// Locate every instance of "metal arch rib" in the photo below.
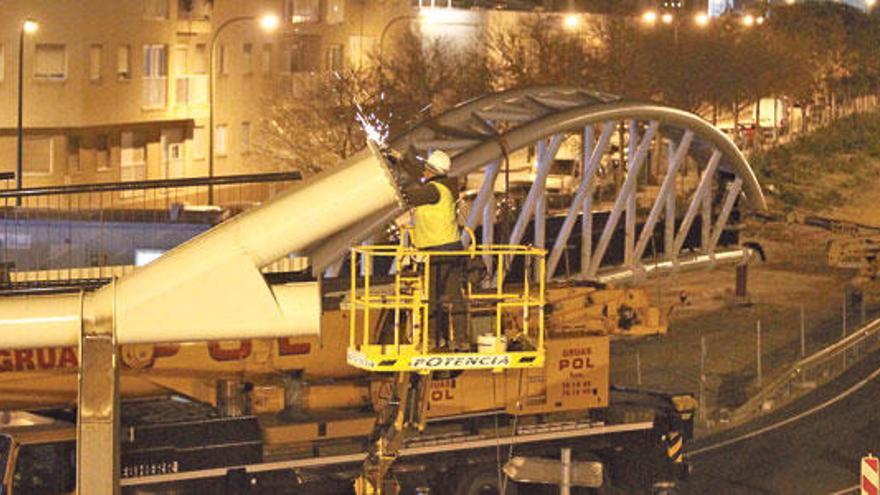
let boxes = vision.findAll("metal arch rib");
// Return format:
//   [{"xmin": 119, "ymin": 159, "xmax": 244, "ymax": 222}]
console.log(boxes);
[
  {"xmin": 447, "ymin": 101, "xmax": 767, "ymax": 212},
  {"xmin": 308, "ymin": 91, "xmax": 767, "ymax": 274}
]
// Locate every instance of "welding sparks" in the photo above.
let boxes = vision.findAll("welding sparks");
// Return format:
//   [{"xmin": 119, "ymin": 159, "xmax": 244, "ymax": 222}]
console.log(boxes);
[{"xmin": 332, "ymin": 71, "xmax": 390, "ymax": 146}]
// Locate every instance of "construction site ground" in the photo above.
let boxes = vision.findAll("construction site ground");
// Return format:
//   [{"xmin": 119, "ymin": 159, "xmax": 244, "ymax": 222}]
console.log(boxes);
[{"xmin": 610, "ymin": 219, "xmax": 879, "ymax": 437}]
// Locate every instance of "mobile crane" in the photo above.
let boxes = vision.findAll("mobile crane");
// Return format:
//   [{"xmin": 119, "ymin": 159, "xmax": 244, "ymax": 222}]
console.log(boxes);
[{"xmin": 0, "ymin": 142, "xmax": 694, "ymax": 494}]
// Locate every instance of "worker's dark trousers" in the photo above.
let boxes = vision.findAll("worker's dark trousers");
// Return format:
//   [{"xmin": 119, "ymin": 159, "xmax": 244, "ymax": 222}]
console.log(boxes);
[{"xmin": 425, "ymin": 241, "xmax": 467, "ymax": 349}]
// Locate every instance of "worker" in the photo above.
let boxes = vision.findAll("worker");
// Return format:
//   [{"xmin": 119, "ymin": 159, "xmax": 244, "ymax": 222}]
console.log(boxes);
[{"xmin": 403, "ymin": 150, "xmax": 468, "ymax": 352}]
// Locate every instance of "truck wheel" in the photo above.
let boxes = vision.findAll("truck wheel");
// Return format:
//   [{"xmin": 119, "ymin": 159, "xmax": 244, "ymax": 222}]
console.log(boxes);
[{"xmin": 452, "ymin": 465, "xmax": 518, "ymax": 495}]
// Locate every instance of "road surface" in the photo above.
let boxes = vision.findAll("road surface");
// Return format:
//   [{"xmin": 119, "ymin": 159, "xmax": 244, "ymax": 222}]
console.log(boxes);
[{"xmin": 681, "ymin": 348, "xmax": 880, "ymax": 494}]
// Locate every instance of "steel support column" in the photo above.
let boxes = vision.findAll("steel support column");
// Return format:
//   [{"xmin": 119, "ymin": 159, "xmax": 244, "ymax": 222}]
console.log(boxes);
[
  {"xmin": 77, "ymin": 286, "xmax": 119, "ymax": 495},
  {"xmin": 508, "ymin": 134, "xmax": 563, "ymax": 246},
  {"xmin": 633, "ymin": 131, "xmax": 693, "ymax": 262},
  {"xmin": 581, "ymin": 125, "xmax": 595, "ymax": 276},
  {"xmin": 588, "ymin": 121, "xmax": 658, "ymax": 276},
  {"xmin": 707, "ymin": 178, "xmax": 743, "ymax": 253},
  {"xmin": 547, "ymin": 123, "xmax": 614, "ymax": 279},
  {"xmin": 665, "ymin": 141, "xmax": 676, "ymax": 260},
  {"xmin": 625, "ymin": 120, "xmax": 638, "ymax": 266},
  {"xmin": 462, "ymin": 161, "xmax": 500, "ymax": 247},
  {"xmin": 672, "ymin": 150, "xmax": 721, "ymax": 256}
]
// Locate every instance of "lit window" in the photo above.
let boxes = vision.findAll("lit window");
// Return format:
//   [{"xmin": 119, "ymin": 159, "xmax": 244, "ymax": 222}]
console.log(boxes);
[
  {"xmin": 240, "ymin": 122, "xmax": 251, "ymax": 154},
  {"xmin": 142, "ymin": 44, "xmax": 168, "ymax": 108},
  {"xmin": 89, "ymin": 45, "xmax": 102, "ymax": 82},
  {"xmin": 325, "ymin": 0, "xmax": 344, "ymax": 24},
  {"xmin": 143, "ymin": 0, "xmax": 169, "ymax": 19},
  {"xmin": 34, "ymin": 44, "xmax": 67, "ymax": 80},
  {"xmin": 117, "ymin": 45, "xmax": 132, "ymax": 80},
  {"xmin": 215, "ymin": 124, "xmax": 228, "ymax": 156},
  {"xmin": 261, "ymin": 44, "xmax": 272, "ymax": 74},
  {"xmin": 242, "ymin": 43, "xmax": 253, "ymax": 75},
  {"xmin": 286, "ymin": 0, "xmax": 320, "ymax": 23}
]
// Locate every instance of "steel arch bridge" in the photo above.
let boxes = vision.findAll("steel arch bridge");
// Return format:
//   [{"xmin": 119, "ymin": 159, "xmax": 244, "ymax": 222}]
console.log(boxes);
[{"xmin": 310, "ymin": 86, "xmax": 766, "ymax": 285}]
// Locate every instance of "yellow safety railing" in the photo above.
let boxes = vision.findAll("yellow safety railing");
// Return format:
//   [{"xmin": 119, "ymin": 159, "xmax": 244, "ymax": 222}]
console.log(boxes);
[{"xmin": 347, "ymin": 228, "xmax": 546, "ymax": 373}]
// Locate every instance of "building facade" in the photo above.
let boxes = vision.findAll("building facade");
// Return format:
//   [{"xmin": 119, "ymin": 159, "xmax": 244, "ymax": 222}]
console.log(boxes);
[{"xmin": 0, "ymin": 0, "xmax": 411, "ymax": 189}]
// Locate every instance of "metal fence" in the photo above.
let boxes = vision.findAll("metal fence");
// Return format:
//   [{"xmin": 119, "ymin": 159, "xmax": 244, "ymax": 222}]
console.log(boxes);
[
  {"xmin": 728, "ymin": 315, "xmax": 880, "ymax": 426},
  {"xmin": 0, "ymin": 172, "xmax": 301, "ymax": 290}
]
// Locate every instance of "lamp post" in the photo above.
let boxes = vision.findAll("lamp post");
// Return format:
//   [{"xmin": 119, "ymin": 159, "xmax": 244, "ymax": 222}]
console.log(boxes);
[
  {"xmin": 17, "ymin": 19, "xmax": 38, "ymax": 206},
  {"xmin": 378, "ymin": 14, "xmax": 418, "ymax": 62},
  {"xmin": 208, "ymin": 13, "xmax": 278, "ymax": 204}
]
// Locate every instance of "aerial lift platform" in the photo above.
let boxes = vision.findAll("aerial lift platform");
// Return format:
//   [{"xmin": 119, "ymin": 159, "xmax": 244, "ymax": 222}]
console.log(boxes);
[{"xmin": 348, "ymin": 229, "xmax": 547, "ymax": 494}]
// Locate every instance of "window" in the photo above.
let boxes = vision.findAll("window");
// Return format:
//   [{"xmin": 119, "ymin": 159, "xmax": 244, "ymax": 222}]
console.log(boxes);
[
  {"xmin": 240, "ymin": 122, "xmax": 251, "ymax": 154},
  {"xmin": 68, "ymin": 136, "xmax": 81, "ymax": 173},
  {"xmin": 218, "ymin": 44, "xmax": 229, "ymax": 75},
  {"xmin": 0, "ymin": 44, "xmax": 4, "ymax": 82},
  {"xmin": 23, "ymin": 137, "xmax": 54, "ymax": 175},
  {"xmin": 178, "ymin": 0, "xmax": 212, "ymax": 20},
  {"xmin": 34, "ymin": 44, "xmax": 67, "ymax": 80},
  {"xmin": 325, "ymin": 0, "xmax": 344, "ymax": 24},
  {"xmin": 286, "ymin": 0, "xmax": 320, "ymax": 23},
  {"xmin": 327, "ymin": 44, "xmax": 343, "ymax": 71},
  {"xmin": 143, "ymin": 44, "xmax": 167, "ymax": 107},
  {"xmin": 242, "ymin": 43, "xmax": 253, "ymax": 75},
  {"xmin": 193, "ymin": 126, "xmax": 206, "ymax": 159},
  {"xmin": 117, "ymin": 45, "xmax": 132, "ymax": 80},
  {"xmin": 193, "ymin": 43, "xmax": 207, "ymax": 74},
  {"xmin": 261, "ymin": 44, "xmax": 272, "ymax": 74},
  {"xmin": 144, "ymin": 0, "xmax": 169, "ymax": 19},
  {"xmin": 283, "ymin": 38, "xmax": 319, "ymax": 73},
  {"xmin": 89, "ymin": 45, "xmax": 102, "ymax": 81},
  {"xmin": 348, "ymin": 36, "xmax": 375, "ymax": 67},
  {"xmin": 95, "ymin": 134, "xmax": 110, "ymax": 171},
  {"xmin": 121, "ymin": 131, "xmax": 146, "ymax": 181},
  {"xmin": 12, "ymin": 442, "xmax": 76, "ymax": 494},
  {"xmin": 215, "ymin": 125, "xmax": 228, "ymax": 156}
]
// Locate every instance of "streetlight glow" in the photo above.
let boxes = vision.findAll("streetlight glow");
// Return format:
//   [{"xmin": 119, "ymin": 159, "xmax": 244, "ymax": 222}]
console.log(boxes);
[
  {"xmin": 661, "ymin": 12, "xmax": 674, "ymax": 24},
  {"xmin": 22, "ymin": 19, "xmax": 38, "ymax": 34},
  {"xmin": 258, "ymin": 14, "xmax": 280, "ymax": 31},
  {"xmin": 563, "ymin": 13, "xmax": 581, "ymax": 30},
  {"xmin": 641, "ymin": 10, "xmax": 658, "ymax": 25},
  {"xmin": 742, "ymin": 14, "xmax": 755, "ymax": 27},
  {"xmin": 868, "ymin": 0, "xmax": 876, "ymax": 8},
  {"xmin": 756, "ymin": 16, "xmax": 765, "ymax": 25},
  {"xmin": 694, "ymin": 12, "xmax": 709, "ymax": 27}
]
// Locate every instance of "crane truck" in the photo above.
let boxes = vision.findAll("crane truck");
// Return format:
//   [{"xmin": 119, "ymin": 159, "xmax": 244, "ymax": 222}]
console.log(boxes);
[{"xmin": 0, "ymin": 143, "xmax": 697, "ymax": 494}]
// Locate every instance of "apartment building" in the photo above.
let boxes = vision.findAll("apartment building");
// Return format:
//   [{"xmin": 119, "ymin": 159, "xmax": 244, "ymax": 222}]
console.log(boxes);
[{"xmin": 0, "ymin": 0, "xmax": 411, "ymax": 189}]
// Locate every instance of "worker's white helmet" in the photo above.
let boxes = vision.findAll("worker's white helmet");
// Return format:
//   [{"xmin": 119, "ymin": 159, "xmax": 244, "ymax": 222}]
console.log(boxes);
[{"xmin": 425, "ymin": 150, "xmax": 452, "ymax": 175}]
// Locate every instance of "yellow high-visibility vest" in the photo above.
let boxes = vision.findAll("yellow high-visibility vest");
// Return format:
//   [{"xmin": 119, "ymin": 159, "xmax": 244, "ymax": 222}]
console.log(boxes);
[{"xmin": 413, "ymin": 182, "xmax": 459, "ymax": 249}]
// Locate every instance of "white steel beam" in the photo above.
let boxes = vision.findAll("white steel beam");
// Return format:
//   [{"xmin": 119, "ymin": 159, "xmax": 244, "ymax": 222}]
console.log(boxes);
[
  {"xmin": 625, "ymin": 120, "xmax": 638, "ymax": 266},
  {"xmin": 672, "ymin": 149, "xmax": 722, "ymax": 257},
  {"xmin": 580, "ymin": 125, "xmax": 596, "ymax": 276},
  {"xmin": 665, "ymin": 141, "xmax": 676, "ymax": 260},
  {"xmin": 587, "ymin": 121, "xmax": 659, "ymax": 277},
  {"xmin": 707, "ymin": 177, "xmax": 743, "ymax": 253},
  {"xmin": 632, "ymin": 131, "xmax": 694, "ymax": 262},
  {"xmin": 547, "ymin": 122, "xmax": 614, "ymax": 279},
  {"xmin": 508, "ymin": 134, "xmax": 564, "ymax": 246},
  {"xmin": 462, "ymin": 160, "xmax": 500, "ymax": 247}
]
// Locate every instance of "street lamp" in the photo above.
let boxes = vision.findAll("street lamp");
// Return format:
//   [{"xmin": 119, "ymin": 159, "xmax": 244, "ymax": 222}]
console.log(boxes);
[
  {"xmin": 17, "ymin": 18, "xmax": 38, "ymax": 204},
  {"xmin": 694, "ymin": 12, "xmax": 709, "ymax": 27},
  {"xmin": 208, "ymin": 13, "xmax": 278, "ymax": 204},
  {"xmin": 661, "ymin": 12, "xmax": 674, "ymax": 24},
  {"xmin": 741, "ymin": 14, "xmax": 755, "ymax": 27},
  {"xmin": 563, "ymin": 13, "xmax": 581, "ymax": 31},
  {"xmin": 641, "ymin": 10, "xmax": 658, "ymax": 26}
]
